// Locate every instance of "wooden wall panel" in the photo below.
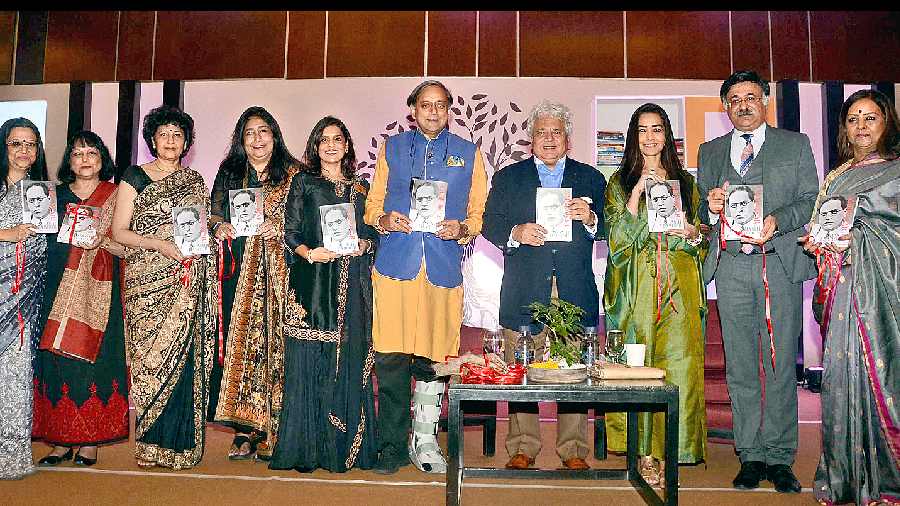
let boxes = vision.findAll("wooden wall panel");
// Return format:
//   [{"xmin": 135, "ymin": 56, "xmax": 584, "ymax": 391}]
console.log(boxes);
[
  {"xmin": 427, "ymin": 11, "xmax": 476, "ymax": 77},
  {"xmin": 478, "ymin": 11, "xmax": 516, "ymax": 77},
  {"xmin": 0, "ymin": 12, "xmax": 15, "ymax": 84},
  {"xmin": 117, "ymin": 11, "xmax": 154, "ymax": 81},
  {"xmin": 520, "ymin": 11, "xmax": 623, "ymax": 77},
  {"xmin": 14, "ymin": 11, "xmax": 48, "ymax": 85},
  {"xmin": 154, "ymin": 11, "xmax": 286, "ymax": 80},
  {"xmin": 730, "ymin": 11, "xmax": 770, "ymax": 78},
  {"xmin": 770, "ymin": 11, "xmax": 810, "ymax": 81},
  {"xmin": 627, "ymin": 11, "xmax": 730, "ymax": 80},
  {"xmin": 44, "ymin": 11, "xmax": 118, "ymax": 83},
  {"xmin": 286, "ymin": 11, "xmax": 325, "ymax": 79},
  {"xmin": 811, "ymin": 11, "xmax": 900, "ymax": 83},
  {"xmin": 327, "ymin": 11, "xmax": 424, "ymax": 77}
]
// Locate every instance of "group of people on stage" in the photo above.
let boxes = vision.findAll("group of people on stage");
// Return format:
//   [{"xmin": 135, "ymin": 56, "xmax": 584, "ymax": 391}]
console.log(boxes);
[{"xmin": 0, "ymin": 71, "xmax": 897, "ymax": 505}]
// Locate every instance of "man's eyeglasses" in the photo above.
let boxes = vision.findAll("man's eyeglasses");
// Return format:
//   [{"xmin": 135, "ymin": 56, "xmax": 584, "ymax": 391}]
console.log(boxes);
[
  {"xmin": 534, "ymin": 128, "xmax": 564, "ymax": 138},
  {"xmin": 7, "ymin": 140, "xmax": 38, "ymax": 152},
  {"xmin": 415, "ymin": 195, "xmax": 435, "ymax": 203},
  {"xmin": 728, "ymin": 96, "xmax": 762, "ymax": 108}
]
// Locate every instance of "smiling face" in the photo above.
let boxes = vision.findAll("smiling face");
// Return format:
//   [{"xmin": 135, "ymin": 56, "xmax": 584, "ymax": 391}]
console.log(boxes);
[
  {"xmin": 25, "ymin": 184, "xmax": 50, "ymax": 218},
  {"xmin": 414, "ymin": 184, "xmax": 437, "ymax": 216},
  {"xmin": 818, "ymin": 198, "xmax": 847, "ymax": 231},
  {"xmin": 531, "ymin": 116, "xmax": 568, "ymax": 167},
  {"xmin": 845, "ymin": 98, "xmax": 885, "ymax": 159},
  {"xmin": 725, "ymin": 81, "xmax": 767, "ymax": 132},
  {"xmin": 243, "ymin": 116, "xmax": 274, "ymax": 166},
  {"xmin": 232, "ymin": 191, "xmax": 255, "ymax": 223},
  {"xmin": 324, "ymin": 207, "xmax": 350, "ymax": 241},
  {"xmin": 153, "ymin": 123, "xmax": 186, "ymax": 162},
  {"xmin": 637, "ymin": 112, "xmax": 665, "ymax": 158},
  {"xmin": 318, "ymin": 124, "xmax": 348, "ymax": 168},
  {"xmin": 649, "ymin": 182, "xmax": 676, "ymax": 218},
  {"xmin": 6, "ymin": 126, "xmax": 38, "ymax": 173},
  {"xmin": 411, "ymin": 85, "xmax": 450, "ymax": 138},
  {"xmin": 727, "ymin": 189, "xmax": 755, "ymax": 225},
  {"xmin": 176, "ymin": 209, "xmax": 201, "ymax": 241}
]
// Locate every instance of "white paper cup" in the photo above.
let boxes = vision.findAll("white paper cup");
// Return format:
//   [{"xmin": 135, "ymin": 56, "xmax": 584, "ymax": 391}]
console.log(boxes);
[{"xmin": 625, "ymin": 343, "xmax": 646, "ymax": 367}]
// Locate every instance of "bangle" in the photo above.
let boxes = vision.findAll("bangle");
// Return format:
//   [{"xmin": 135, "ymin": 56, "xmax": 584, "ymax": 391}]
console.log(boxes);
[
  {"xmin": 373, "ymin": 213, "xmax": 388, "ymax": 235},
  {"xmin": 211, "ymin": 221, "xmax": 223, "ymax": 234},
  {"xmin": 688, "ymin": 233, "xmax": 703, "ymax": 246},
  {"xmin": 305, "ymin": 248, "xmax": 314, "ymax": 264}
]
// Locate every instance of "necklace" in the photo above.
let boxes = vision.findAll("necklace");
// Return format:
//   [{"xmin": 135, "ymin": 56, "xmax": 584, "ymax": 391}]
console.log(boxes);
[
  {"xmin": 322, "ymin": 167, "xmax": 346, "ymax": 184},
  {"xmin": 151, "ymin": 159, "xmax": 179, "ymax": 173}
]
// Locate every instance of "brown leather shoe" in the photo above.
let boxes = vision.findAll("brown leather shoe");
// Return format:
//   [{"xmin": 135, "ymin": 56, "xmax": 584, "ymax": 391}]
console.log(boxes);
[
  {"xmin": 562, "ymin": 457, "xmax": 590, "ymax": 470},
  {"xmin": 505, "ymin": 453, "xmax": 535, "ymax": 469}
]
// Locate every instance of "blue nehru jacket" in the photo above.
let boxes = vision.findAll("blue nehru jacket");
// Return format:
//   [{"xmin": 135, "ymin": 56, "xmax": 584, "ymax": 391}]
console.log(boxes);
[{"xmin": 374, "ymin": 128, "xmax": 476, "ymax": 288}]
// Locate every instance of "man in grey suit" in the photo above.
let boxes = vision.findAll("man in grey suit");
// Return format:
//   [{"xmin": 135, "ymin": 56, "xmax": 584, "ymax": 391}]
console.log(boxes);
[{"xmin": 697, "ymin": 70, "xmax": 818, "ymax": 494}]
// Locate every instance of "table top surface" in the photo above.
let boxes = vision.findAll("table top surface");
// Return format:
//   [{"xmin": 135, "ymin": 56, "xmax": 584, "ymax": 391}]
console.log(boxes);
[{"xmin": 449, "ymin": 376, "xmax": 678, "ymax": 393}]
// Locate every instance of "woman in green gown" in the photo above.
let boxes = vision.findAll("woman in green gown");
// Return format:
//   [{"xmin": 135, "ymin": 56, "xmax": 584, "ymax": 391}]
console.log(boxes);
[{"xmin": 603, "ymin": 103, "xmax": 708, "ymax": 484}]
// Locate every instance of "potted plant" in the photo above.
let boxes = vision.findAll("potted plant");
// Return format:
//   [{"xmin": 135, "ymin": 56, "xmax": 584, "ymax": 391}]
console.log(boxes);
[{"xmin": 527, "ymin": 297, "xmax": 585, "ymax": 366}]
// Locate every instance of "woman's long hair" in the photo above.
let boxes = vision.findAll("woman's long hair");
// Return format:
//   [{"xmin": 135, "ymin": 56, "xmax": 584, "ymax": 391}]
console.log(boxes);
[
  {"xmin": 217, "ymin": 106, "xmax": 297, "ymax": 188},
  {"xmin": 1, "ymin": 117, "xmax": 49, "ymax": 196},
  {"xmin": 302, "ymin": 116, "xmax": 357, "ymax": 181},
  {"xmin": 619, "ymin": 103, "xmax": 695, "ymax": 219},
  {"xmin": 56, "ymin": 130, "xmax": 116, "ymax": 184}
]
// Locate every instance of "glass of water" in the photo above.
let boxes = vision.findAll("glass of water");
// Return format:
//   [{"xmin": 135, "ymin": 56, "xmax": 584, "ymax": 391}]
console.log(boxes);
[
  {"xmin": 605, "ymin": 330, "xmax": 625, "ymax": 364},
  {"xmin": 483, "ymin": 330, "xmax": 504, "ymax": 357}
]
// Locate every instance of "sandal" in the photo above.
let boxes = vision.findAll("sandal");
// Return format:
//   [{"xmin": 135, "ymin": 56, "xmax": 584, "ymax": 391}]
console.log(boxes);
[
  {"xmin": 639, "ymin": 456, "xmax": 661, "ymax": 486},
  {"xmin": 136, "ymin": 458, "xmax": 156, "ymax": 469},
  {"xmin": 228, "ymin": 434, "xmax": 255, "ymax": 460}
]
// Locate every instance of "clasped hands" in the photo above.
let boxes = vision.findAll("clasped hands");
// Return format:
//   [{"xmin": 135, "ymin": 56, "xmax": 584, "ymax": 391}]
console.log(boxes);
[
  {"xmin": 512, "ymin": 197, "xmax": 595, "ymax": 247},
  {"xmin": 378, "ymin": 211, "xmax": 468, "ymax": 241},
  {"xmin": 707, "ymin": 181, "xmax": 777, "ymax": 245}
]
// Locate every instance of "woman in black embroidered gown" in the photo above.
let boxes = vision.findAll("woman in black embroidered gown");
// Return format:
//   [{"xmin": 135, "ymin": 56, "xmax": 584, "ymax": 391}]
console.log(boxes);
[{"xmin": 270, "ymin": 116, "xmax": 378, "ymax": 472}]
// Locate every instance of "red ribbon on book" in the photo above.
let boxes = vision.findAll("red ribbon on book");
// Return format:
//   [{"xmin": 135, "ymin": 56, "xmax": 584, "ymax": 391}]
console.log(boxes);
[
  {"xmin": 654, "ymin": 232, "xmax": 678, "ymax": 323},
  {"xmin": 216, "ymin": 237, "xmax": 235, "ymax": 366},
  {"xmin": 174, "ymin": 257, "xmax": 194, "ymax": 288},
  {"xmin": 814, "ymin": 250, "xmax": 845, "ymax": 336},
  {"xmin": 719, "ymin": 211, "xmax": 777, "ymax": 378},
  {"xmin": 66, "ymin": 203, "xmax": 82, "ymax": 245},
  {"xmin": 12, "ymin": 240, "xmax": 26, "ymax": 347}
]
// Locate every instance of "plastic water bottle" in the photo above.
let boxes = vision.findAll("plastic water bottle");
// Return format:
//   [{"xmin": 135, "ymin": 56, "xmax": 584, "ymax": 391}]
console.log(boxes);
[
  {"xmin": 514, "ymin": 325, "xmax": 534, "ymax": 366},
  {"xmin": 581, "ymin": 326, "xmax": 598, "ymax": 366}
]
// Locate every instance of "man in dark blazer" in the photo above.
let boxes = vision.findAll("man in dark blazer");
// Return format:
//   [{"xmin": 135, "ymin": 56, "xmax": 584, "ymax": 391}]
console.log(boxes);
[
  {"xmin": 697, "ymin": 70, "xmax": 818, "ymax": 493},
  {"xmin": 483, "ymin": 99, "xmax": 607, "ymax": 471}
]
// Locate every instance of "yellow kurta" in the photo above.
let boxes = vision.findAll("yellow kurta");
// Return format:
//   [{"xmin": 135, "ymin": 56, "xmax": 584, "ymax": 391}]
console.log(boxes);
[{"xmin": 364, "ymin": 144, "xmax": 488, "ymax": 362}]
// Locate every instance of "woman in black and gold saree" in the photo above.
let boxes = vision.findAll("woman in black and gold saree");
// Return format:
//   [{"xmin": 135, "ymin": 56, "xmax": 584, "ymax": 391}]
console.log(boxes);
[
  {"xmin": 209, "ymin": 106, "xmax": 299, "ymax": 461},
  {"xmin": 270, "ymin": 116, "xmax": 378, "ymax": 472},
  {"xmin": 803, "ymin": 89, "xmax": 900, "ymax": 506},
  {"xmin": 111, "ymin": 106, "xmax": 216, "ymax": 470}
]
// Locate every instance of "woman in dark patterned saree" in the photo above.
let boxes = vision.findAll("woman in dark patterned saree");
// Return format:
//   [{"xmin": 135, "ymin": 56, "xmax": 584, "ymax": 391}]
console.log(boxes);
[
  {"xmin": 32, "ymin": 131, "xmax": 129, "ymax": 467},
  {"xmin": 111, "ymin": 105, "xmax": 217, "ymax": 470},
  {"xmin": 0, "ymin": 117, "xmax": 48, "ymax": 480},
  {"xmin": 802, "ymin": 89, "xmax": 900, "ymax": 506},
  {"xmin": 270, "ymin": 116, "xmax": 378, "ymax": 472},
  {"xmin": 209, "ymin": 106, "xmax": 299, "ymax": 461}
]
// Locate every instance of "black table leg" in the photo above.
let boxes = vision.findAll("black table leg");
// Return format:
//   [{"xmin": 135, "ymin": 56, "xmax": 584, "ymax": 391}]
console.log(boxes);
[
  {"xmin": 447, "ymin": 395, "xmax": 462, "ymax": 506},
  {"xmin": 664, "ymin": 396, "xmax": 679, "ymax": 505},
  {"xmin": 593, "ymin": 409, "xmax": 607, "ymax": 460}
]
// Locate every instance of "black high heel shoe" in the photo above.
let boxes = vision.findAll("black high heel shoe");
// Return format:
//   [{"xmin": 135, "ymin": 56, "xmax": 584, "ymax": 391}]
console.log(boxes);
[
  {"xmin": 74, "ymin": 447, "xmax": 98, "ymax": 466},
  {"xmin": 38, "ymin": 447, "xmax": 74, "ymax": 466}
]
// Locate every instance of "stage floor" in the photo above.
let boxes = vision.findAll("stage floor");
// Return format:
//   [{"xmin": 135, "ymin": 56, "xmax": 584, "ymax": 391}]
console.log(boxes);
[{"xmin": 8, "ymin": 388, "xmax": 823, "ymax": 505}]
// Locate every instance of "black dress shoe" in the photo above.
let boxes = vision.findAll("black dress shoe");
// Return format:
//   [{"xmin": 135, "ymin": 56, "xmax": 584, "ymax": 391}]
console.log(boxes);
[
  {"xmin": 732, "ymin": 460, "xmax": 766, "ymax": 490},
  {"xmin": 38, "ymin": 447, "xmax": 74, "ymax": 466},
  {"xmin": 74, "ymin": 451, "xmax": 97, "ymax": 466},
  {"xmin": 767, "ymin": 464, "xmax": 801, "ymax": 493}
]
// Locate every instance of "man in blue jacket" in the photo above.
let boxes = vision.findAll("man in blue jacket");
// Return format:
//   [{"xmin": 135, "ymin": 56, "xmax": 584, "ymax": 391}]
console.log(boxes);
[{"xmin": 483, "ymin": 99, "xmax": 607, "ymax": 470}]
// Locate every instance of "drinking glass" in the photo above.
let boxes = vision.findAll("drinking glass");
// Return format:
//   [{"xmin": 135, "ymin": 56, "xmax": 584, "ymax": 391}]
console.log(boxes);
[
  {"xmin": 605, "ymin": 330, "xmax": 625, "ymax": 364},
  {"xmin": 482, "ymin": 330, "xmax": 504, "ymax": 357}
]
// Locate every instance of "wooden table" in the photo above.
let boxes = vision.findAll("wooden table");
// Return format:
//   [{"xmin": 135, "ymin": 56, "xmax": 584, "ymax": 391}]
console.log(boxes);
[{"xmin": 446, "ymin": 377, "xmax": 679, "ymax": 505}]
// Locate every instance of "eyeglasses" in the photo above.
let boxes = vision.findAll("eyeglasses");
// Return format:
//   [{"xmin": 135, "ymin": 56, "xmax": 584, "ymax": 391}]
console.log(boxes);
[
  {"xmin": 6, "ymin": 140, "xmax": 38, "ymax": 152},
  {"xmin": 415, "ymin": 195, "xmax": 435, "ymax": 202},
  {"xmin": 70, "ymin": 149, "xmax": 100, "ymax": 160},
  {"xmin": 728, "ymin": 96, "xmax": 763, "ymax": 108},
  {"xmin": 534, "ymin": 128, "xmax": 564, "ymax": 138}
]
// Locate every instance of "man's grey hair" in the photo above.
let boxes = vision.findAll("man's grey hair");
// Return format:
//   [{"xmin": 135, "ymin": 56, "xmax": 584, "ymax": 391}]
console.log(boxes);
[{"xmin": 526, "ymin": 100, "xmax": 574, "ymax": 137}]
